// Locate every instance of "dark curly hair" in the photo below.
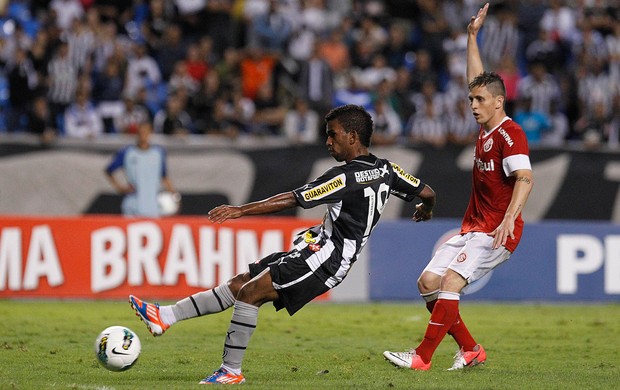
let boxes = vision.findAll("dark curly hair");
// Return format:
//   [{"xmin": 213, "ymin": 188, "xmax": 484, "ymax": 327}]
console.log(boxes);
[{"xmin": 324, "ymin": 104, "xmax": 374, "ymax": 147}]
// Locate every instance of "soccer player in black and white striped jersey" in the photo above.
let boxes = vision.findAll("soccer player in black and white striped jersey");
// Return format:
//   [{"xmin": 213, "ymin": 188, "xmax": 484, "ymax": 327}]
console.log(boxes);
[{"xmin": 129, "ymin": 104, "xmax": 436, "ymax": 384}]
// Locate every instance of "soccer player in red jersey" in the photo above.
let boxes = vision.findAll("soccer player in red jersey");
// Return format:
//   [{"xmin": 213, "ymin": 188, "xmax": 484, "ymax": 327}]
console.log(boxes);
[{"xmin": 384, "ymin": 3, "xmax": 534, "ymax": 371}]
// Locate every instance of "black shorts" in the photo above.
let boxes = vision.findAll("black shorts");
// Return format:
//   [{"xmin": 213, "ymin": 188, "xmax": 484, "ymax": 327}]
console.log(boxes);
[{"xmin": 249, "ymin": 248, "xmax": 330, "ymax": 316}]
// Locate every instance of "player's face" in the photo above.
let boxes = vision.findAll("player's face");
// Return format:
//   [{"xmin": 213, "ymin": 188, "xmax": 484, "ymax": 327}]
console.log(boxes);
[
  {"xmin": 325, "ymin": 119, "xmax": 353, "ymax": 162},
  {"xmin": 468, "ymin": 85, "xmax": 504, "ymax": 129}
]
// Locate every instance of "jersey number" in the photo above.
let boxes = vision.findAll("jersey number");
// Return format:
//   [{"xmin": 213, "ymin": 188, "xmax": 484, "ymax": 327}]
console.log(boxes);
[{"xmin": 363, "ymin": 184, "xmax": 389, "ymax": 237}]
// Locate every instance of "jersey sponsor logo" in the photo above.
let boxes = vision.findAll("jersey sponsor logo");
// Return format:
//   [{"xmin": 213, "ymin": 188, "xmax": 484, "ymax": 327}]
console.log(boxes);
[
  {"xmin": 302, "ymin": 174, "xmax": 345, "ymax": 201},
  {"xmin": 498, "ymin": 128, "xmax": 514, "ymax": 147},
  {"xmin": 354, "ymin": 166, "xmax": 387, "ymax": 183},
  {"xmin": 483, "ymin": 137, "xmax": 493, "ymax": 152},
  {"xmin": 475, "ymin": 157, "xmax": 495, "ymax": 172},
  {"xmin": 390, "ymin": 163, "xmax": 420, "ymax": 187}
]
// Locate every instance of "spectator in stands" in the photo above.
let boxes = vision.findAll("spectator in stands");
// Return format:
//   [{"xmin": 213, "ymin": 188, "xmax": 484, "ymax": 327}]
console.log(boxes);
[
  {"xmin": 577, "ymin": 56, "xmax": 614, "ymax": 122},
  {"xmin": 354, "ymin": 53, "xmax": 397, "ymax": 91},
  {"xmin": 64, "ymin": 87, "xmax": 104, "ymax": 138},
  {"xmin": 93, "ymin": 57, "xmax": 125, "ymax": 133},
  {"xmin": 7, "ymin": 48, "xmax": 38, "ymax": 132},
  {"xmin": 283, "ymin": 97, "xmax": 320, "ymax": 145},
  {"xmin": 239, "ymin": 46, "xmax": 276, "ymax": 101},
  {"xmin": 114, "ymin": 93, "xmax": 151, "ymax": 135},
  {"xmin": 446, "ymin": 98, "xmax": 478, "ymax": 146},
  {"xmin": 514, "ymin": 96, "xmax": 553, "ymax": 144},
  {"xmin": 409, "ymin": 49, "xmax": 439, "ymax": 93},
  {"xmin": 391, "ymin": 67, "xmax": 416, "ymax": 125},
  {"xmin": 47, "ymin": 41, "xmax": 79, "ymax": 132},
  {"xmin": 406, "ymin": 96, "xmax": 447, "ymax": 149},
  {"xmin": 27, "ymin": 95, "xmax": 57, "ymax": 146},
  {"xmin": 50, "ymin": 0, "xmax": 84, "ymax": 32},
  {"xmin": 247, "ymin": 0, "xmax": 293, "ymax": 52},
  {"xmin": 189, "ymin": 71, "xmax": 222, "ymax": 134},
  {"xmin": 516, "ymin": 61, "xmax": 561, "ymax": 117},
  {"xmin": 125, "ymin": 42, "xmax": 162, "ymax": 98},
  {"xmin": 155, "ymin": 24, "xmax": 186, "ymax": 81},
  {"xmin": 203, "ymin": 97, "xmax": 240, "ymax": 139},
  {"xmin": 64, "ymin": 16, "xmax": 96, "ymax": 73},
  {"xmin": 369, "ymin": 98, "xmax": 402, "ymax": 146},
  {"xmin": 153, "ymin": 92, "xmax": 193, "ymax": 136},
  {"xmin": 251, "ymin": 81, "xmax": 286, "ymax": 135},
  {"xmin": 141, "ymin": 0, "xmax": 175, "ymax": 52},
  {"xmin": 543, "ymin": 100, "xmax": 570, "ymax": 147},
  {"xmin": 496, "ymin": 55, "xmax": 521, "ymax": 115},
  {"xmin": 297, "ymin": 43, "xmax": 334, "ymax": 121},
  {"xmin": 317, "ymin": 28, "xmax": 351, "ymax": 75},
  {"xmin": 574, "ymin": 99, "xmax": 613, "ymax": 149},
  {"xmin": 383, "ymin": 22, "xmax": 414, "ymax": 70},
  {"xmin": 479, "ymin": 2, "xmax": 519, "ymax": 70},
  {"xmin": 525, "ymin": 29, "xmax": 565, "ymax": 73},
  {"xmin": 415, "ymin": 0, "xmax": 451, "ymax": 72}
]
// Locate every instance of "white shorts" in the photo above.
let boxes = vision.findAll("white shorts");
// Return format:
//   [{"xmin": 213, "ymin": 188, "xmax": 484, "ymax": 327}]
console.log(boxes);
[{"xmin": 423, "ymin": 232, "xmax": 511, "ymax": 284}]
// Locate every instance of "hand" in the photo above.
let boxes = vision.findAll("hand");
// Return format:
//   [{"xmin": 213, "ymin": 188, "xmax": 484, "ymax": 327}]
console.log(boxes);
[
  {"xmin": 413, "ymin": 202, "xmax": 433, "ymax": 222},
  {"xmin": 487, "ymin": 215, "xmax": 515, "ymax": 249},
  {"xmin": 208, "ymin": 204, "xmax": 243, "ymax": 223},
  {"xmin": 467, "ymin": 2, "xmax": 489, "ymax": 36},
  {"xmin": 120, "ymin": 184, "xmax": 135, "ymax": 194}
]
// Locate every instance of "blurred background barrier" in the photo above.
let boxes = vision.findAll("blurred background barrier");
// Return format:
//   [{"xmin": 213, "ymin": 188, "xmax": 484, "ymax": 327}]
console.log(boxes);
[
  {"xmin": 1, "ymin": 139, "xmax": 619, "ymax": 222},
  {"xmin": 369, "ymin": 219, "xmax": 620, "ymax": 302}
]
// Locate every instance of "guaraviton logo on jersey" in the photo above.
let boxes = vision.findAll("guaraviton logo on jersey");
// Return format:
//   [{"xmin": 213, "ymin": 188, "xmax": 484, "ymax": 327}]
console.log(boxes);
[
  {"xmin": 302, "ymin": 173, "xmax": 345, "ymax": 201},
  {"xmin": 354, "ymin": 165, "xmax": 388, "ymax": 183},
  {"xmin": 390, "ymin": 163, "xmax": 420, "ymax": 187}
]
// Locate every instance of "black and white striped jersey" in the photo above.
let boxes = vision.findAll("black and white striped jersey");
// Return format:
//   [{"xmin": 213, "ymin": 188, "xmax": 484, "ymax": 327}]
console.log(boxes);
[{"xmin": 292, "ymin": 154, "xmax": 426, "ymax": 288}]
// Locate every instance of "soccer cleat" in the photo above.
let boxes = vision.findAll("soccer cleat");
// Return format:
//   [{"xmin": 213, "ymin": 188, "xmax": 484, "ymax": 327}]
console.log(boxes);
[
  {"xmin": 383, "ymin": 349, "xmax": 431, "ymax": 370},
  {"xmin": 448, "ymin": 344, "xmax": 487, "ymax": 370},
  {"xmin": 199, "ymin": 368, "xmax": 246, "ymax": 385},
  {"xmin": 128, "ymin": 295, "xmax": 170, "ymax": 336}
]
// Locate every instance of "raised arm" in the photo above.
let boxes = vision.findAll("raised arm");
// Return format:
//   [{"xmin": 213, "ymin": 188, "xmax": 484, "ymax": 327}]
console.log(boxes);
[
  {"xmin": 467, "ymin": 2, "xmax": 489, "ymax": 84},
  {"xmin": 207, "ymin": 191, "xmax": 298, "ymax": 223}
]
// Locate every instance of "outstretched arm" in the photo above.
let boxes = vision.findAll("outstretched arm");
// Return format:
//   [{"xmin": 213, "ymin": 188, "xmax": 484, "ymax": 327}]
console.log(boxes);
[
  {"xmin": 413, "ymin": 184, "xmax": 436, "ymax": 222},
  {"xmin": 208, "ymin": 191, "xmax": 298, "ymax": 223},
  {"xmin": 467, "ymin": 2, "xmax": 489, "ymax": 84}
]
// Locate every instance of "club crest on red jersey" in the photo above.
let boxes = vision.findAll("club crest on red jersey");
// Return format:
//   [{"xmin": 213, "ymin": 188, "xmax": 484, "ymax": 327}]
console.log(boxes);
[{"xmin": 483, "ymin": 138, "xmax": 493, "ymax": 152}]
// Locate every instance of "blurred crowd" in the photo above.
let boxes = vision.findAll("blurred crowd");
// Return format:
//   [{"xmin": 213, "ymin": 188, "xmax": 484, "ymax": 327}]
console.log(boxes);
[{"xmin": 0, "ymin": 0, "xmax": 619, "ymax": 149}]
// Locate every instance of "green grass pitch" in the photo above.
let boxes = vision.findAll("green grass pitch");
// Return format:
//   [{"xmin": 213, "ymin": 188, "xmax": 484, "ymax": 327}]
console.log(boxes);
[{"xmin": 1, "ymin": 300, "xmax": 619, "ymax": 389}]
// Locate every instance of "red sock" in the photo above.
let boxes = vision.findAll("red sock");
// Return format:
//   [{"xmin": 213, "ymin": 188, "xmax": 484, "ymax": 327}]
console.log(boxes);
[
  {"xmin": 416, "ymin": 297, "xmax": 459, "ymax": 363},
  {"xmin": 426, "ymin": 299, "xmax": 476, "ymax": 351}
]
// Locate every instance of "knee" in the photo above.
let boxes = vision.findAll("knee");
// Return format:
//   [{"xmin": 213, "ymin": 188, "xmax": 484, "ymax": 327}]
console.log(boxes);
[
  {"xmin": 417, "ymin": 272, "xmax": 440, "ymax": 294},
  {"xmin": 228, "ymin": 273, "xmax": 251, "ymax": 298}
]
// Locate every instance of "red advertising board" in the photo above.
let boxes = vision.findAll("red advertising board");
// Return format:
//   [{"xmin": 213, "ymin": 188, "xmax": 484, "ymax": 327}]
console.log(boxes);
[{"xmin": 0, "ymin": 215, "xmax": 322, "ymax": 300}]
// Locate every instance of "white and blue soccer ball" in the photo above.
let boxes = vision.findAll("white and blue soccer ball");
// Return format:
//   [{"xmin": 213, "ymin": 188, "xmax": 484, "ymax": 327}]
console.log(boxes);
[
  {"xmin": 95, "ymin": 326, "xmax": 141, "ymax": 371},
  {"xmin": 158, "ymin": 191, "xmax": 181, "ymax": 216}
]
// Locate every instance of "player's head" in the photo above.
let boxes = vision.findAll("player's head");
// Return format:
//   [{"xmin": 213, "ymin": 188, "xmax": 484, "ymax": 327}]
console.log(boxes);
[
  {"xmin": 468, "ymin": 71, "xmax": 506, "ymax": 99},
  {"xmin": 467, "ymin": 72, "xmax": 507, "ymax": 128},
  {"xmin": 324, "ymin": 104, "xmax": 373, "ymax": 147},
  {"xmin": 136, "ymin": 122, "xmax": 153, "ymax": 149}
]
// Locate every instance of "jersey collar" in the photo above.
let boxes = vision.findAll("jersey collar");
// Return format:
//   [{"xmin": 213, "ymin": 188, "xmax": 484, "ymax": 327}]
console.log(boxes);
[{"xmin": 482, "ymin": 116, "xmax": 511, "ymax": 137}]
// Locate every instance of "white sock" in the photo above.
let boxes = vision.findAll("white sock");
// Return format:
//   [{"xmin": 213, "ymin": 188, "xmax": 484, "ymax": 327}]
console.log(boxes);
[{"xmin": 159, "ymin": 306, "xmax": 176, "ymax": 326}]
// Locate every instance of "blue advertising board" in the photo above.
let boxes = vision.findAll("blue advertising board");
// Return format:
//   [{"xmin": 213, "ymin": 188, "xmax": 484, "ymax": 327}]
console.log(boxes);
[{"xmin": 369, "ymin": 219, "xmax": 620, "ymax": 302}]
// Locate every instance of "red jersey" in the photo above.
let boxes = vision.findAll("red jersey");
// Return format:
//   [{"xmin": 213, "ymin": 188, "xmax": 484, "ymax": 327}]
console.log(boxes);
[{"xmin": 460, "ymin": 117, "xmax": 531, "ymax": 252}]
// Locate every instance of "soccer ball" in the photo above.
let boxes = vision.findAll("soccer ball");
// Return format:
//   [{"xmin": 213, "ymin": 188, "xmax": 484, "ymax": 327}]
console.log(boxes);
[
  {"xmin": 95, "ymin": 326, "xmax": 141, "ymax": 371},
  {"xmin": 158, "ymin": 191, "xmax": 181, "ymax": 216}
]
